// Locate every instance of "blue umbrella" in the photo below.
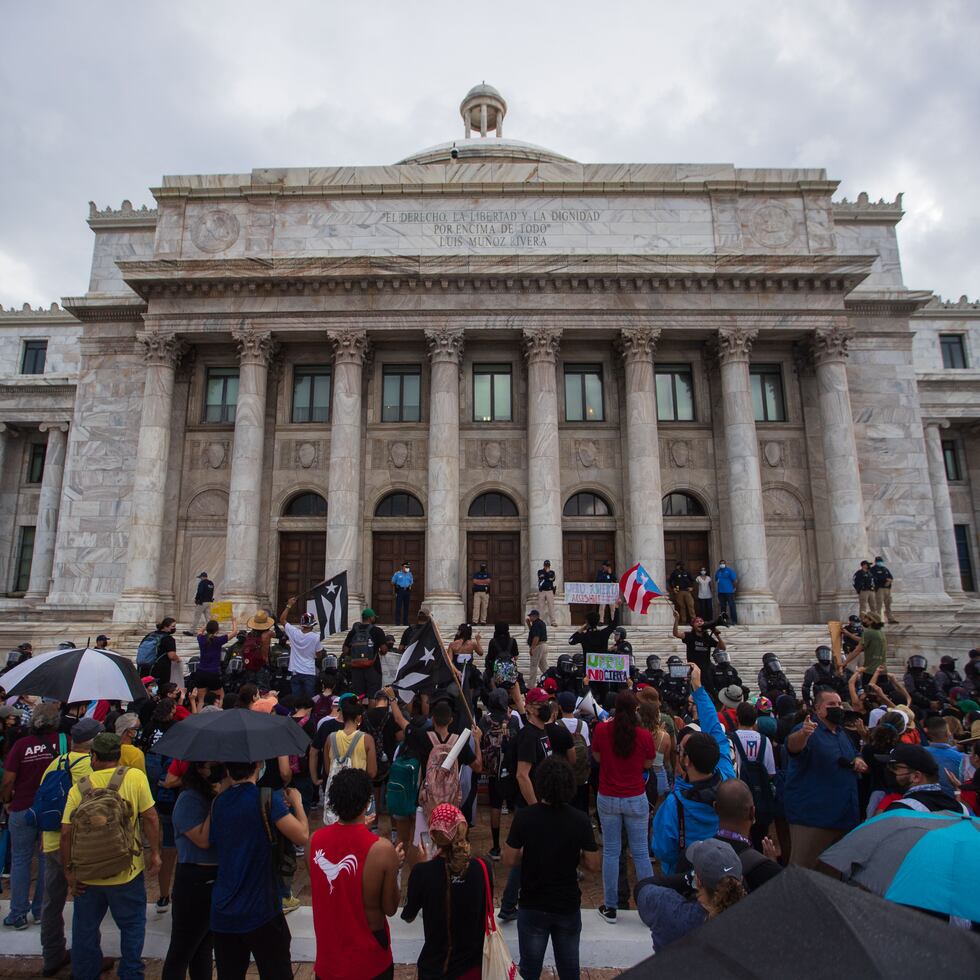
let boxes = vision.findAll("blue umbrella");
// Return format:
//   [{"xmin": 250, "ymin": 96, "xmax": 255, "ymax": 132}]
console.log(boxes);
[{"xmin": 821, "ymin": 809, "xmax": 980, "ymax": 922}]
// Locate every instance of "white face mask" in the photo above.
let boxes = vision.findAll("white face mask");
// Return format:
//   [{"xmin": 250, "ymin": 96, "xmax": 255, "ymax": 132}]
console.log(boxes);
[{"xmin": 720, "ymin": 563, "xmax": 726, "ymax": 568}]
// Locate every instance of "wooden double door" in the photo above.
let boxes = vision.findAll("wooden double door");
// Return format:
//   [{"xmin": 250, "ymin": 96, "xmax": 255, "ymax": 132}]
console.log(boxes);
[
  {"xmin": 371, "ymin": 532, "xmax": 425, "ymax": 624},
  {"xmin": 276, "ymin": 532, "xmax": 326, "ymax": 623},
  {"xmin": 563, "ymin": 531, "xmax": 616, "ymax": 623},
  {"xmin": 466, "ymin": 532, "xmax": 521, "ymax": 624},
  {"xmin": 663, "ymin": 531, "xmax": 710, "ymax": 583}
]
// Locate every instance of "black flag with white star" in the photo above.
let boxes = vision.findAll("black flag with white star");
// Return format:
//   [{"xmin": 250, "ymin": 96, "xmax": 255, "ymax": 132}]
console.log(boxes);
[
  {"xmin": 391, "ymin": 620, "xmax": 452, "ymax": 701},
  {"xmin": 307, "ymin": 572, "xmax": 348, "ymax": 639}
]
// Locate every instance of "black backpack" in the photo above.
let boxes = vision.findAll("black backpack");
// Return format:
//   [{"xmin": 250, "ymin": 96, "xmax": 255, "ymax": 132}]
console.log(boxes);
[
  {"xmin": 348, "ymin": 623, "xmax": 376, "ymax": 668},
  {"xmin": 729, "ymin": 732, "xmax": 776, "ymax": 827}
]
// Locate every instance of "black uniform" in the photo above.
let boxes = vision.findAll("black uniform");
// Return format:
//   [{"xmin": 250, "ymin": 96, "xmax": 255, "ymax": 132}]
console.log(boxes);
[
  {"xmin": 801, "ymin": 663, "xmax": 850, "ymax": 705},
  {"xmin": 852, "ymin": 568, "xmax": 875, "ymax": 594},
  {"xmin": 935, "ymin": 666, "xmax": 964, "ymax": 697},
  {"xmin": 668, "ymin": 568, "xmax": 695, "ymax": 591},
  {"xmin": 903, "ymin": 669, "xmax": 940, "ymax": 712},
  {"xmin": 708, "ymin": 661, "xmax": 744, "ymax": 698},
  {"xmin": 757, "ymin": 666, "xmax": 795, "ymax": 700}
]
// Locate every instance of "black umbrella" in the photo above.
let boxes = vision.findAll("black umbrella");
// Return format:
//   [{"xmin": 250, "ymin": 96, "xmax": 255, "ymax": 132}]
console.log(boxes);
[
  {"xmin": 0, "ymin": 647, "xmax": 146, "ymax": 703},
  {"xmin": 148, "ymin": 708, "xmax": 310, "ymax": 762},
  {"xmin": 619, "ymin": 867, "xmax": 980, "ymax": 979}
]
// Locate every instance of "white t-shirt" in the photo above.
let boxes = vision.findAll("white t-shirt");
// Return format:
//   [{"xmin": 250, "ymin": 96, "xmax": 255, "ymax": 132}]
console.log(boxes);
[
  {"xmin": 559, "ymin": 715, "xmax": 590, "ymax": 745},
  {"xmin": 733, "ymin": 729, "xmax": 776, "ymax": 776},
  {"xmin": 284, "ymin": 623, "xmax": 323, "ymax": 676}
]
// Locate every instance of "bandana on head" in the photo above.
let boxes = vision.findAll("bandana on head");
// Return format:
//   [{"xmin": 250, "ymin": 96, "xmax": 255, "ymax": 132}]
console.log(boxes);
[
  {"xmin": 691, "ymin": 617, "xmax": 705, "ymax": 629},
  {"xmin": 428, "ymin": 803, "xmax": 466, "ymax": 840}
]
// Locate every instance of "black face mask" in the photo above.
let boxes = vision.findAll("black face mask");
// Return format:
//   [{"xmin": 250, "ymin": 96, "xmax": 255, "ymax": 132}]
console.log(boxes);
[{"xmin": 824, "ymin": 706, "xmax": 845, "ymax": 726}]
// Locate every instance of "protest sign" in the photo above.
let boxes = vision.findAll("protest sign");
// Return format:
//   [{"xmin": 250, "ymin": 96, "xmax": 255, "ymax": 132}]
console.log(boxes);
[
  {"xmin": 209, "ymin": 601, "xmax": 233, "ymax": 624},
  {"xmin": 586, "ymin": 651, "xmax": 630, "ymax": 683},
  {"xmin": 565, "ymin": 582, "xmax": 621, "ymax": 605}
]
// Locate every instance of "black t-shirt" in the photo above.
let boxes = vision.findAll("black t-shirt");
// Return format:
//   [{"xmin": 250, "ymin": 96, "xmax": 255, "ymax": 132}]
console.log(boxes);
[
  {"xmin": 401, "ymin": 856, "xmax": 491, "ymax": 979},
  {"xmin": 506, "ymin": 803, "xmax": 597, "ymax": 912},
  {"xmin": 342, "ymin": 624, "xmax": 387, "ymax": 663},
  {"xmin": 568, "ymin": 624, "xmax": 615, "ymax": 654},
  {"xmin": 682, "ymin": 631, "xmax": 717, "ymax": 674},
  {"xmin": 514, "ymin": 721, "xmax": 573, "ymax": 806},
  {"xmin": 527, "ymin": 619, "xmax": 548, "ymax": 648}
]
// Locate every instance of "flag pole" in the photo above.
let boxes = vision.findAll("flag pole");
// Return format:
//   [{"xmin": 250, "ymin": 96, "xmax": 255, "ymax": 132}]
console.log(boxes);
[{"xmin": 429, "ymin": 616, "xmax": 477, "ymax": 730}]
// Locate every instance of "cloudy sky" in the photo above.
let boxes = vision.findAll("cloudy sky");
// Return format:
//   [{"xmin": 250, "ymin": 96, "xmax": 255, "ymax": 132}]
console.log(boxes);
[{"xmin": 1, "ymin": 0, "xmax": 977, "ymax": 308}]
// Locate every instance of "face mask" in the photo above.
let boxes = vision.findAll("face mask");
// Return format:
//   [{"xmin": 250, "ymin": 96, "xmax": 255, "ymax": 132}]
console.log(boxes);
[
  {"xmin": 720, "ymin": 563, "xmax": 726, "ymax": 568},
  {"xmin": 148, "ymin": 686, "xmax": 158, "ymax": 697},
  {"xmin": 824, "ymin": 706, "xmax": 845, "ymax": 726},
  {"xmin": 700, "ymin": 570, "xmax": 707, "ymax": 575},
  {"xmin": 256, "ymin": 762, "xmax": 266, "ymax": 782},
  {"xmin": 536, "ymin": 705, "xmax": 553, "ymax": 722}
]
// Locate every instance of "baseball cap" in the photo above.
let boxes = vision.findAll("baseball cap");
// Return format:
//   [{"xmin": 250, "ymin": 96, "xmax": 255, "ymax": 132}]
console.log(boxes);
[
  {"xmin": 0, "ymin": 705, "xmax": 23, "ymax": 720},
  {"xmin": 542, "ymin": 677, "xmax": 559, "ymax": 694},
  {"xmin": 678, "ymin": 721, "xmax": 702, "ymax": 740},
  {"xmin": 142, "ymin": 676, "xmax": 156, "ymax": 686},
  {"xmin": 115, "ymin": 712, "xmax": 140, "ymax": 735},
  {"xmin": 528, "ymin": 609, "xmax": 540, "ymax": 618},
  {"xmin": 557, "ymin": 691, "xmax": 577, "ymax": 712},
  {"xmin": 70, "ymin": 717, "xmax": 104, "ymax": 743},
  {"xmin": 198, "ymin": 572, "xmax": 209, "ymax": 578},
  {"xmin": 525, "ymin": 687, "xmax": 549, "ymax": 705},
  {"xmin": 487, "ymin": 689, "xmax": 509, "ymax": 716},
  {"xmin": 96, "ymin": 634, "xmax": 110, "ymax": 643},
  {"xmin": 685, "ymin": 838, "xmax": 743, "ymax": 889},
  {"xmin": 888, "ymin": 744, "xmax": 939, "ymax": 776},
  {"xmin": 299, "ymin": 611, "xmax": 318, "ymax": 628},
  {"xmin": 361, "ymin": 608, "xmax": 376, "ymax": 619},
  {"xmin": 91, "ymin": 732, "xmax": 122, "ymax": 755},
  {"xmin": 718, "ymin": 685, "xmax": 743, "ymax": 709},
  {"xmin": 755, "ymin": 696, "xmax": 773, "ymax": 715},
  {"xmin": 543, "ymin": 560, "xmax": 551, "ymax": 566}
]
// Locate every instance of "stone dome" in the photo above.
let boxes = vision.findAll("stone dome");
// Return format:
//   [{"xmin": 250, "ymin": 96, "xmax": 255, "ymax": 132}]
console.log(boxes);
[
  {"xmin": 396, "ymin": 137, "xmax": 576, "ymax": 166},
  {"xmin": 463, "ymin": 82, "xmax": 504, "ymax": 101}
]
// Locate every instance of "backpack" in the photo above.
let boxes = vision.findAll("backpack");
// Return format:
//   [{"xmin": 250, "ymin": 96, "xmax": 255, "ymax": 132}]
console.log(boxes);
[
  {"xmin": 145, "ymin": 745, "xmax": 178, "ymax": 808},
  {"xmin": 480, "ymin": 717, "xmax": 507, "ymax": 779},
  {"xmin": 386, "ymin": 747, "xmax": 421, "ymax": 818},
  {"xmin": 27, "ymin": 738, "xmax": 81, "ymax": 830},
  {"xmin": 348, "ymin": 623, "xmax": 376, "ymax": 668},
  {"xmin": 68, "ymin": 767, "xmax": 141, "ymax": 881},
  {"xmin": 241, "ymin": 633, "xmax": 266, "ymax": 672},
  {"xmin": 259, "ymin": 787, "xmax": 298, "ymax": 879},
  {"xmin": 136, "ymin": 632, "xmax": 163, "ymax": 668},
  {"xmin": 498, "ymin": 727, "xmax": 520, "ymax": 800},
  {"xmin": 419, "ymin": 732, "xmax": 462, "ymax": 822},
  {"xmin": 570, "ymin": 720, "xmax": 591, "ymax": 786},
  {"xmin": 729, "ymin": 732, "xmax": 776, "ymax": 827},
  {"xmin": 322, "ymin": 731, "xmax": 366, "ymax": 824}
]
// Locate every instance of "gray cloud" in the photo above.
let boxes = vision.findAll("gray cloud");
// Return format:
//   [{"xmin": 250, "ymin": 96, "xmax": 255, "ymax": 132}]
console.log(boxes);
[{"xmin": 1, "ymin": 0, "xmax": 977, "ymax": 306}]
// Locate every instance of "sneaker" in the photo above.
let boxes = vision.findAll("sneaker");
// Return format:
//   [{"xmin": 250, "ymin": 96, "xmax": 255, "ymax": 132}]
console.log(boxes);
[
  {"xmin": 488, "ymin": 847, "xmax": 501, "ymax": 861},
  {"xmin": 294, "ymin": 845, "xmax": 305, "ymax": 857},
  {"xmin": 155, "ymin": 896, "xmax": 170, "ymax": 914},
  {"xmin": 596, "ymin": 905, "xmax": 617, "ymax": 924},
  {"xmin": 182, "ymin": 630, "xmax": 196, "ymax": 637},
  {"xmin": 282, "ymin": 895, "xmax": 301, "ymax": 915},
  {"xmin": 3, "ymin": 914, "xmax": 28, "ymax": 930},
  {"xmin": 497, "ymin": 908, "xmax": 517, "ymax": 924}
]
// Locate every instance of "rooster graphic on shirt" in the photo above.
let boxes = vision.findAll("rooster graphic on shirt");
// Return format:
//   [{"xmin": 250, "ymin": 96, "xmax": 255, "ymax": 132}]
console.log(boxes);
[{"xmin": 312, "ymin": 849, "xmax": 359, "ymax": 892}]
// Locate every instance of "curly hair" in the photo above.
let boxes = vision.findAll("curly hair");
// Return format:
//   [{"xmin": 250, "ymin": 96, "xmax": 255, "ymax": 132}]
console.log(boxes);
[
  {"xmin": 612, "ymin": 690, "xmax": 639, "ymax": 758},
  {"xmin": 533, "ymin": 755, "xmax": 576, "ymax": 806},
  {"xmin": 702, "ymin": 876, "xmax": 746, "ymax": 917},
  {"xmin": 327, "ymin": 767, "xmax": 374, "ymax": 822}
]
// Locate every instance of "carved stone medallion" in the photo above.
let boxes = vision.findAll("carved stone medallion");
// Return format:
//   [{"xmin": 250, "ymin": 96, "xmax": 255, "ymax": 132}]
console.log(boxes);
[
  {"xmin": 205, "ymin": 442, "xmax": 226, "ymax": 469},
  {"xmin": 763, "ymin": 441, "xmax": 784, "ymax": 468},
  {"xmin": 749, "ymin": 203, "xmax": 795, "ymax": 248},
  {"xmin": 297, "ymin": 442, "xmax": 317, "ymax": 469},
  {"xmin": 669, "ymin": 440, "xmax": 690, "ymax": 468},
  {"xmin": 483, "ymin": 441, "xmax": 502, "ymax": 468},
  {"xmin": 577, "ymin": 440, "xmax": 598, "ymax": 468},
  {"xmin": 190, "ymin": 209, "xmax": 240, "ymax": 253},
  {"xmin": 389, "ymin": 441, "xmax": 409, "ymax": 469}
]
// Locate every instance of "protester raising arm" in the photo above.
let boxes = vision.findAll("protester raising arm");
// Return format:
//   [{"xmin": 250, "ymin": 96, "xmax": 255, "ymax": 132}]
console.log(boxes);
[
  {"xmin": 847, "ymin": 669, "xmax": 864, "ymax": 714},
  {"xmin": 690, "ymin": 665, "xmax": 736, "ymax": 781}
]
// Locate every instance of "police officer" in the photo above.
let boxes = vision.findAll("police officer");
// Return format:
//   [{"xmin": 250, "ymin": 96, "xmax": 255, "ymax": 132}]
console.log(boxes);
[
  {"xmin": 553, "ymin": 653, "xmax": 583, "ymax": 696},
  {"xmin": 841, "ymin": 614, "xmax": 863, "ymax": 657},
  {"xmin": 661, "ymin": 655, "xmax": 691, "ymax": 715},
  {"xmin": 596, "ymin": 560, "xmax": 617, "ymax": 625},
  {"xmin": 757, "ymin": 651, "xmax": 796, "ymax": 700},
  {"xmin": 852, "ymin": 560, "xmax": 875, "ymax": 617},
  {"xmin": 934, "ymin": 655, "xmax": 964, "ymax": 698},
  {"xmin": 903, "ymin": 655, "xmax": 940, "ymax": 713},
  {"xmin": 708, "ymin": 648, "xmax": 744, "ymax": 701},
  {"xmin": 611, "ymin": 627, "xmax": 633, "ymax": 669},
  {"xmin": 870, "ymin": 556, "xmax": 897, "ymax": 624},
  {"xmin": 801, "ymin": 645, "xmax": 850, "ymax": 707},
  {"xmin": 644, "ymin": 655, "xmax": 666, "ymax": 694}
]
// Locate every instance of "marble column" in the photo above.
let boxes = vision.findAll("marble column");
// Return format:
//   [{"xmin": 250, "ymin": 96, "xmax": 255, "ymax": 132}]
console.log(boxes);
[
  {"xmin": 423, "ymin": 328, "xmax": 466, "ymax": 625},
  {"xmin": 223, "ymin": 327, "xmax": 278, "ymax": 616},
  {"xmin": 809, "ymin": 327, "xmax": 873, "ymax": 616},
  {"xmin": 114, "ymin": 332, "xmax": 187, "ymax": 624},
  {"xmin": 714, "ymin": 328, "xmax": 780, "ymax": 624},
  {"xmin": 523, "ymin": 328, "xmax": 567, "ymax": 623},
  {"xmin": 325, "ymin": 329, "xmax": 369, "ymax": 620},
  {"xmin": 0, "ymin": 424, "xmax": 16, "ymax": 593},
  {"xmin": 24, "ymin": 422, "xmax": 68, "ymax": 601},
  {"xmin": 618, "ymin": 328, "xmax": 671, "ymax": 624},
  {"xmin": 923, "ymin": 419, "xmax": 965, "ymax": 598}
]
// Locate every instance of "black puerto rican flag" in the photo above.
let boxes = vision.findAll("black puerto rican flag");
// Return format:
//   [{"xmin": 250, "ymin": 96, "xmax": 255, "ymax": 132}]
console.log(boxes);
[
  {"xmin": 307, "ymin": 572, "xmax": 349, "ymax": 639},
  {"xmin": 392, "ymin": 620, "xmax": 453, "ymax": 702}
]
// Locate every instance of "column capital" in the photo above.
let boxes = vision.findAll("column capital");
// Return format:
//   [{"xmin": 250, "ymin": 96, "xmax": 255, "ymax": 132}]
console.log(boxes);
[
  {"xmin": 136, "ymin": 331, "xmax": 189, "ymax": 367},
  {"xmin": 328, "ymin": 329, "xmax": 371, "ymax": 365},
  {"xmin": 810, "ymin": 326, "xmax": 854, "ymax": 366},
  {"xmin": 0, "ymin": 423, "xmax": 18, "ymax": 436},
  {"xmin": 38, "ymin": 422, "xmax": 69, "ymax": 434},
  {"xmin": 710, "ymin": 327, "xmax": 758, "ymax": 364},
  {"xmin": 232, "ymin": 327, "xmax": 279, "ymax": 366},
  {"xmin": 424, "ymin": 327, "xmax": 465, "ymax": 364},
  {"xmin": 522, "ymin": 327, "xmax": 561, "ymax": 364},
  {"xmin": 616, "ymin": 327, "xmax": 661, "ymax": 364},
  {"xmin": 923, "ymin": 417, "xmax": 951, "ymax": 432}
]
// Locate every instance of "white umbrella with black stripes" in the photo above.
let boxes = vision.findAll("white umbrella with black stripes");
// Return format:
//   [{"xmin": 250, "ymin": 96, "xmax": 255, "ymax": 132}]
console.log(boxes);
[{"xmin": 0, "ymin": 647, "xmax": 146, "ymax": 703}]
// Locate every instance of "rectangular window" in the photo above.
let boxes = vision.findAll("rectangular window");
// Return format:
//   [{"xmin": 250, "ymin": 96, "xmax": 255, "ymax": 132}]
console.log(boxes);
[
  {"xmin": 14, "ymin": 527, "xmax": 35, "ymax": 593},
  {"xmin": 473, "ymin": 364, "xmax": 512, "ymax": 422},
  {"xmin": 21, "ymin": 340, "xmax": 47, "ymax": 375},
  {"xmin": 655, "ymin": 365, "xmax": 695, "ymax": 421},
  {"xmin": 564, "ymin": 365, "xmax": 604, "ymax": 422},
  {"xmin": 750, "ymin": 365, "xmax": 787, "ymax": 422},
  {"xmin": 954, "ymin": 524, "xmax": 976, "ymax": 592},
  {"xmin": 203, "ymin": 368, "xmax": 239, "ymax": 423},
  {"xmin": 942, "ymin": 440, "xmax": 962, "ymax": 482},
  {"xmin": 940, "ymin": 334, "xmax": 968, "ymax": 369},
  {"xmin": 291, "ymin": 366, "xmax": 331, "ymax": 423},
  {"xmin": 27, "ymin": 443, "xmax": 46, "ymax": 484},
  {"xmin": 382, "ymin": 366, "xmax": 421, "ymax": 422}
]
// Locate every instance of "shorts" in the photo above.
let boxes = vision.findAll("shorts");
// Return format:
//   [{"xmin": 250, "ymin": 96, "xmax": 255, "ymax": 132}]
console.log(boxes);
[
  {"xmin": 190, "ymin": 670, "xmax": 223, "ymax": 691},
  {"xmin": 159, "ymin": 811, "xmax": 176, "ymax": 848},
  {"xmin": 487, "ymin": 776, "xmax": 510, "ymax": 810}
]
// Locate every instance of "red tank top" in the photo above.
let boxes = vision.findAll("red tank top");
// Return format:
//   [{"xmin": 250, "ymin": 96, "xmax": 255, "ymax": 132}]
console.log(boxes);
[{"xmin": 310, "ymin": 822, "xmax": 392, "ymax": 980}]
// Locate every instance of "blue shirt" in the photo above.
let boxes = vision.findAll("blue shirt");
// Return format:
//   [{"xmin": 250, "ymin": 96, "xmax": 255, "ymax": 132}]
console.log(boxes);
[
  {"xmin": 173, "ymin": 788, "xmax": 218, "ymax": 865},
  {"xmin": 783, "ymin": 720, "xmax": 859, "ymax": 830},
  {"xmin": 472, "ymin": 571, "xmax": 491, "ymax": 593},
  {"xmin": 714, "ymin": 566, "xmax": 737, "ymax": 594},
  {"xmin": 636, "ymin": 882, "xmax": 707, "ymax": 951},
  {"xmin": 209, "ymin": 782, "xmax": 289, "ymax": 933},
  {"xmin": 925, "ymin": 742, "xmax": 962, "ymax": 796},
  {"xmin": 391, "ymin": 570, "xmax": 414, "ymax": 589}
]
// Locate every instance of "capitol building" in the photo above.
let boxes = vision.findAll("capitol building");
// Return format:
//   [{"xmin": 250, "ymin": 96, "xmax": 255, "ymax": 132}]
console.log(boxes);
[{"xmin": 0, "ymin": 85, "xmax": 977, "ymax": 655}]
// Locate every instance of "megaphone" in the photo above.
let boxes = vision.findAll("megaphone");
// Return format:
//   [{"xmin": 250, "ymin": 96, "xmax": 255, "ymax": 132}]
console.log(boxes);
[{"xmin": 576, "ymin": 690, "xmax": 597, "ymax": 719}]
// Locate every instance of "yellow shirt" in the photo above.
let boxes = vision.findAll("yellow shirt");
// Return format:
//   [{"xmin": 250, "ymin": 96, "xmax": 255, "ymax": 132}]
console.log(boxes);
[
  {"xmin": 62, "ymin": 766, "xmax": 154, "ymax": 885},
  {"xmin": 330, "ymin": 728, "xmax": 369, "ymax": 771},
  {"xmin": 40, "ymin": 751, "xmax": 93, "ymax": 854},
  {"xmin": 120, "ymin": 743, "xmax": 146, "ymax": 774}
]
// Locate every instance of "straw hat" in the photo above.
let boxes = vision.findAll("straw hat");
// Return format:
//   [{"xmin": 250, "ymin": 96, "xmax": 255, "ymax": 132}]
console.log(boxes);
[{"xmin": 246, "ymin": 610, "xmax": 274, "ymax": 632}]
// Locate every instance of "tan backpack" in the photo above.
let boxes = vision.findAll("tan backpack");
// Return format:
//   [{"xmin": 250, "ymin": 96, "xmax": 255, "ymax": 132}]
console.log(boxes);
[{"xmin": 69, "ymin": 766, "xmax": 141, "ymax": 881}]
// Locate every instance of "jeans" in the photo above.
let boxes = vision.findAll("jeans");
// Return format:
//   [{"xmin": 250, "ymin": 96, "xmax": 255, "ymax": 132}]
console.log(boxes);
[
  {"xmin": 162, "ymin": 864, "xmax": 216, "ymax": 980},
  {"xmin": 8, "ymin": 807, "xmax": 43, "ymax": 919},
  {"xmin": 597, "ymin": 793, "xmax": 652, "ymax": 909},
  {"xmin": 290, "ymin": 672, "xmax": 317, "ymax": 700},
  {"xmin": 500, "ymin": 863, "xmax": 522, "ymax": 914},
  {"xmin": 517, "ymin": 908, "xmax": 582, "ymax": 980},
  {"xmin": 40, "ymin": 849, "xmax": 69, "ymax": 970},
  {"xmin": 213, "ymin": 912, "xmax": 293, "ymax": 980},
  {"xmin": 394, "ymin": 590, "xmax": 410, "ymax": 625},
  {"xmin": 71, "ymin": 872, "xmax": 147, "ymax": 980},
  {"xmin": 718, "ymin": 593, "xmax": 737, "ymax": 624}
]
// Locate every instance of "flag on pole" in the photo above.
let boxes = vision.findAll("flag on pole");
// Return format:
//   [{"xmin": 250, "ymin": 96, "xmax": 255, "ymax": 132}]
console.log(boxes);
[
  {"xmin": 307, "ymin": 572, "xmax": 349, "ymax": 639},
  {"xmin": 619, "ymin": 562, "xmax": 665, "ymax": 614},
  {"xmin": 391, "ymin": 619, "xmax": 453, "ymax": 702}
]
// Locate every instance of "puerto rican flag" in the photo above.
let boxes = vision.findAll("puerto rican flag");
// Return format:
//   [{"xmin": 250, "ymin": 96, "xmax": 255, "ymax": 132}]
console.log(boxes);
[{"xmin": 619, "ymin": 562, "xmax": 665, "ymax": 614}]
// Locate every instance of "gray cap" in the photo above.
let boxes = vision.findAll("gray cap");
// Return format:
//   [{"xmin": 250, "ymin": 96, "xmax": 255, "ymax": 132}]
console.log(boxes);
[
  {"xmin": 71, "ymin": 717, "xmax": 105, "ymax": 744},
  {"xmin": 719, "ymin": 685, "xmax": 744, "ymax": 709},
  {"xmin": 685, "ymin": 838, "xmax": 743, "ymax": 889},
  {"xmin": 0, "ymin": 705, "xmax": 23, "ymax": 721}
]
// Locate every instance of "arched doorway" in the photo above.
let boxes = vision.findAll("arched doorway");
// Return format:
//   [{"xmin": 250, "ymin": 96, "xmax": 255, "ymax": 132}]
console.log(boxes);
[
  {"xmin": 465, "ymin": 491, "xmax": 522, "ymax": 624},
  {"xmin": 371, "ymin": 492, "xmax": 425, "ymax": 624},
  {"xmin": 662, "ymin": 491, "xmax": 710, "ymax": 585},
  {"xmin": 276, "ymin": 492, "xmax": 327, "ymax": 621},
  {"xmin": 562, "ymin": 490, "xmax": 616, "ymax": 622}
]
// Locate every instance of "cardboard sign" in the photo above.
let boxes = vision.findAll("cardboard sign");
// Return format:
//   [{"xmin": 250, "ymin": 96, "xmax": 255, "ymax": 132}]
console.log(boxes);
[
  {"xmin": 565, "ymin": 582, "xmax": 620, "ymax": 605},
  {"xmin": 209, "ymin": 601, "xmax": 233, "ymax": 624},
  {"xmin": 586, "ymin": 652, "xmax": 630, "ymax": 683}
]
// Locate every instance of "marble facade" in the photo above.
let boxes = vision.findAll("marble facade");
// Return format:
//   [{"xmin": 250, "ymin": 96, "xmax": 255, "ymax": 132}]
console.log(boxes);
[{"xmin": 0, "ymin": 87, "xmax": 978, "ymax": 641}]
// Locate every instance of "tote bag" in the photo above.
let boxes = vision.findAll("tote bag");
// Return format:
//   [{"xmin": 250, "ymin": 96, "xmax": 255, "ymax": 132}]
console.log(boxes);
[{"xmin": 480, "ymin": 859, "xmax": 519, "ymax": 980}]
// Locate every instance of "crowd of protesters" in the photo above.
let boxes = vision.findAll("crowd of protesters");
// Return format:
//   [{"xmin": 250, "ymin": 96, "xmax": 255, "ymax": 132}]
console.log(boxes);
[{"xmin": 1, "ymin": 595, "xmax": 978, "ymax": 980}]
